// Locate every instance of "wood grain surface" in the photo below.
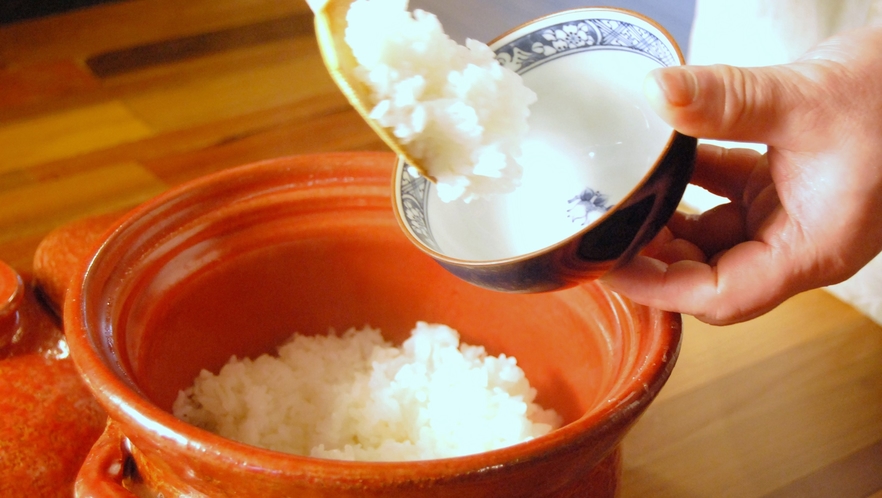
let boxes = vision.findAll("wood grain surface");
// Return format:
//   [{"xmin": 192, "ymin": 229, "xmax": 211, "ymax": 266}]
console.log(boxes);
[{"xmin": 0, "ymin": 1, "xmax": 879, "ymax": 496}]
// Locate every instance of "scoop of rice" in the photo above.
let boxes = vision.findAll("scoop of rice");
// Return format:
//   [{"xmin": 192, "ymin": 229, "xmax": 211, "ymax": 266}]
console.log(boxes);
[
  {"xmin": 173, "ymin": 322, "xmax": 561, "ymax": 461},
  {"xmin": 344, "ymin": 0, "xmax": 537, "ymax": 202}
]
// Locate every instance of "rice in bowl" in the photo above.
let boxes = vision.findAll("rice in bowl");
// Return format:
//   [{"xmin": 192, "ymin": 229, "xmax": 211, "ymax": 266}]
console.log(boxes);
[
  {"xmin": 173, "ymin": 322, "xmax": 562, "ymax": 461},
  {"xmin": 344, "ymin": 0, "xmax": 537, "ymax": 202}
]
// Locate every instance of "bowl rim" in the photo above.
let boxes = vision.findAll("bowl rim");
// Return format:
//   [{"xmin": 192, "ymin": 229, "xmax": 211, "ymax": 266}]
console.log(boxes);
[
  {"xmin": 65, "ymin": 153, "xmax": 682, "ymax": 486},
  {"xmin": 392, "ymin": 6, "xmax": 689, "ymax": 266}
]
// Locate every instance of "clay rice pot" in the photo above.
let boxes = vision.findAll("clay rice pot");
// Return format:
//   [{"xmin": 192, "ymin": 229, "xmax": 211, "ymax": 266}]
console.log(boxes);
[{"xmin": 64, "ymin": 152, "xmax": 681, "ymax": 497}]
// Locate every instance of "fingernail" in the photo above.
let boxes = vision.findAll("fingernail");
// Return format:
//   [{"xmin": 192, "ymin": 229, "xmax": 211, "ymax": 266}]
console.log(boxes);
[{"xmin": 646, "ymin": 67, "xmax": 698, "ymax": 107}]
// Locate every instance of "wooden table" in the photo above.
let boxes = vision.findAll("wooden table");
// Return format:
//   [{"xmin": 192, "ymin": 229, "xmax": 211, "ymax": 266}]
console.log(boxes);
[{"xmin": 1, "ymin": 1, "xmax": 880, "ymax": 496}]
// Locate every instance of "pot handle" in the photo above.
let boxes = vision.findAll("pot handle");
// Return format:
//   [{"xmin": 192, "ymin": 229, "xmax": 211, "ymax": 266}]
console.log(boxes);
[
  {"xmin": 33, "ymin": 211, "xmax": 123, "ymax": 316},
  {"xmin": 75, "ymin": 421, "xmax": 138, "ymax": 498}
]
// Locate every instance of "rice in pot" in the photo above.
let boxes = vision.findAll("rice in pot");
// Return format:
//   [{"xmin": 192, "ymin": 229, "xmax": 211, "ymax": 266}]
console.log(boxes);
[{"xmin": 173, "ymin": 322, "xmax": 561, "ymax": 461}]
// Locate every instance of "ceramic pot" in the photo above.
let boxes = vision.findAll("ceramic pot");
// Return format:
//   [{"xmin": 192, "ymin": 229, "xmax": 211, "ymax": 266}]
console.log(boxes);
[
  {"xmin": 65, "ymin": 152, "xmax": 681, "ymax": 497},
  {"xmin": 0, "ymin": 259, "xmax": 106, "ymax": 497}
]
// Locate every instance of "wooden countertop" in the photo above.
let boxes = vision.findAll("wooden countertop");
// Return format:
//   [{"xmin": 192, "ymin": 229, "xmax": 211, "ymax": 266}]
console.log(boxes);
[{"xmin": 1, "ymin": 1, "xmax": 880, "ymax": 496}]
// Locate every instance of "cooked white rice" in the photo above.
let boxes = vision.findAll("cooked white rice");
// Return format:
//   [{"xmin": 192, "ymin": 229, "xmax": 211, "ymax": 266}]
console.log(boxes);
[
  {"xmin": 345, "ymin": 0, "xmax": 537, "ymax": 203},
  {"xmin": 173, "ymin": 322, "xmax": 561, "ymax": 461}
]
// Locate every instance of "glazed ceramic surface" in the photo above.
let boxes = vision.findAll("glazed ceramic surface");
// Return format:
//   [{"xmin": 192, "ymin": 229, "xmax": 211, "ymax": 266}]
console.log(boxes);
[
  {"xmin": 0, "ymin": 260, "xmax": 106, "ymax": 498},
  {"xmin": 65, "ymin": 153, "xmax": 681, "ymax": 497},
  {"xmin": 394, "ymin": 8, "xmax": 696, "ymax": 292}
]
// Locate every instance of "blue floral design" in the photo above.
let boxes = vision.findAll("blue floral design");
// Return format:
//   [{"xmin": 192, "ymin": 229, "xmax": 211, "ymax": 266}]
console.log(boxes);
[
  {"xmin": 495, "ymin": 18, "xmax": 676, "ymax": 74},
  {"xmin": 567, "ymin": 188, "xmax": 612, "ymax": 226},
  {"xmin": 398, "ymin": 166, "xmax": 440, "ymax": 251}
]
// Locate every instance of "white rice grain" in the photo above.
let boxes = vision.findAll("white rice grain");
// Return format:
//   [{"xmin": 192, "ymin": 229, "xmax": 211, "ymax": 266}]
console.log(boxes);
[
  {"xmin": 173, "ymin": 322, "xmax": 562, "ymax": 461},
  {"xmin": 344, "ymin": 0, "xmax": 537, "ymax": 202}
]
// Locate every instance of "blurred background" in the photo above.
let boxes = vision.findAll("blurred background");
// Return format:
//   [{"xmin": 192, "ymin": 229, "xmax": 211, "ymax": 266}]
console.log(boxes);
[
  {"xmin": 408, "ymin": 0, "xmax": 694, "ymax": 48},
  {"xmin": 2, "ymin": 0, "xmax": 695, "ymax": 47},
  {"xmin": 0, "ymin": 0, "xmax": 696, "ymax": 272}
]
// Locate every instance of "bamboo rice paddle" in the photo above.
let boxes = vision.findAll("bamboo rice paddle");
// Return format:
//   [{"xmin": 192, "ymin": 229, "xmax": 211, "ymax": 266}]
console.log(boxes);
[{"xmin": 308, "ymin": 0, "xmax": 432, "ymax": 180}]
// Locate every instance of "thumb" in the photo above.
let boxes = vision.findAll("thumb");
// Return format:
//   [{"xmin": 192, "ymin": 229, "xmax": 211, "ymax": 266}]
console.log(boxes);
[{"xmin": 643, "ymin": 64, "xmax": 806, "ymax": 146}]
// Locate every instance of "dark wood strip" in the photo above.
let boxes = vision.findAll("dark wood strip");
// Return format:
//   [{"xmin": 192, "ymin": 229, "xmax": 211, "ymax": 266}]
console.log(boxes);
[
  {"xmin": 0, "ymin": 59, "xmax": 100, "ymax": 112},
  {"xmin": 85, "ymin": 13, "xmax": 313, "ymax": 78},
  {"xmin": 0, "ymin": 0, "xmax": 125, "ymax": 25},
  {"xmin": 762, "ymin": 439, "xmax": 882, "ymax": 498}
]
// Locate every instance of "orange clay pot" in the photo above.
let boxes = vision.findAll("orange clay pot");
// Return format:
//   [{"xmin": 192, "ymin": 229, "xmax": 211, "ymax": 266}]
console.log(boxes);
[
  {"xmin": 0, "ymin": 258, "xmax": 106, "ymax": 498},
  {"xmin": 64, "ymin": 152, "xmax": 681, "ymax": 497}
]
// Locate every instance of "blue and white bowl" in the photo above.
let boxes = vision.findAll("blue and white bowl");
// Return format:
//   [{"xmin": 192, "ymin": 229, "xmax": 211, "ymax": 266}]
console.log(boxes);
[{"xmin": 394, "ymin": 7, "xmax": 696, "ymax": 292}]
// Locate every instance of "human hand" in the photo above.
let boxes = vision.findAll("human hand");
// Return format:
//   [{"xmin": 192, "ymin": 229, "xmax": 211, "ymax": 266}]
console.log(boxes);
[{"xmin": 601, "ymin": 25, "xmax": 882, "ymax": 325}]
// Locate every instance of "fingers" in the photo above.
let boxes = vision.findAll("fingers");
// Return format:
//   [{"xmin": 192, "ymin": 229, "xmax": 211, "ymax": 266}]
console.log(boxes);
[
  {"xmin": 614, "ymin": 26, "xmax": 882, "ymax": 324},
  {"xmin": 602, "ymin": 240, "xmax": 794, "ymax": 325},
  {"xmin": 691, "ymin": 144, "xmax": 763, "ymax": 201},
  {"xmin": 668, "ymin": 203, "xmax": 747, "ymax": 259},
  {"xmin": 644, "ymin": 64, "xmax": 806, "ymax": 147},
  {"xmin": 639, "ymin": 225, "xmax": 706, "ymax": 264}
]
